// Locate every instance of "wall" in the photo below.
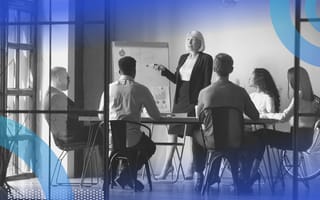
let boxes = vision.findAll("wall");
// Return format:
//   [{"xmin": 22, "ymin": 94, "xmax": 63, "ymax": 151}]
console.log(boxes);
[{"xmin": 83, "ymin": 0, "xmax": 320, "ymax": 174}]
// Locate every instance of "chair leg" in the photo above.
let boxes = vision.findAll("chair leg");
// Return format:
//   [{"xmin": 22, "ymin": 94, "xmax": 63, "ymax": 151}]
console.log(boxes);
[
  {"xmin": 55, "ymin": 151, "xmax": 68, "ymax": 186},
  {"xmin": 108, "ymin": 154, "xmax": 119, "ymax": 189},
  {"xmin": 80, "ymin": 148, "xmax": 99, "ymax": 187},
  {"xmin": 227, "ymin": 153, "xmax": 239, "ymax": 195},
  {"xmin": 201, "ymin": 152, "xmax": 213, "ymax": 195},
  {"xmin": 144, "ymin": 162, "xmax": 152, "ymax": 191},
  {"xmin": 51, "ymin": 151, "xmax": 66, "ymax": 186},
  {"xmin": 127, "ymin": 161, "xmax": 136, "ymax": 191}
]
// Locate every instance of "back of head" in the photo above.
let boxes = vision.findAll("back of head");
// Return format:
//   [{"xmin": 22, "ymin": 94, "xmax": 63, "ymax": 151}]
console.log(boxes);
[
  {"xmin": 287, "ymin": 66, "xmax": 314, "ymax": 101},
  {"xmin": 118, "ymin": 56, "xmax": 136, "ymax": 77},
  {"xmin": 213, "ymin": 53, "xmax": 233, "ymax": 77}
]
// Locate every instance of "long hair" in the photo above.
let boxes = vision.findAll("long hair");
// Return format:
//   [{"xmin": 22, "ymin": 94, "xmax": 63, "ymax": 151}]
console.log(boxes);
[
  {"xmin": 287, "ymin": 67, "xmax": 314, "ymax": 101},
  {"xmin": 252, "ymin": 68, "xmax": 280, "ymax": 112}
]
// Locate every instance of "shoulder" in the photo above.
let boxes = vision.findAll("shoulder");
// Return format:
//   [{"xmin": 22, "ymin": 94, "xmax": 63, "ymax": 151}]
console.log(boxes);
[
  {"xmin": 198, "ymin": 52, "xmax": 213, "ymax": 61},
  {"xmin": 199, "ymin": 52, "xmax": 213, "ymax": 58},
  {"xmin": 234, "ymin": 84, "xmax": 250, "ymax": 97},
  {"xmin": 199, "ymin": 84, "xmax": 213, "ymax": 95},
  {"xmin": 180, "ymin": 53, "xmax": 189, "ymax": 60},
  {"xmin": 254, "ymin": 92, "xmax": 273, "ymax": 102},
  {"xmin": 109, "ymin": 81, "xmax": 119, "ymax": 88},
  {"xmin": 230, "ymin": 82, "xmax": 244, "ymax": 90},
  {"xmin": 51, "ymin": 93, "xmax": 67, "ymax": 106},
  {"xmin": 133, "ymin": 81, "xmax": 150, "ymax": 93}
]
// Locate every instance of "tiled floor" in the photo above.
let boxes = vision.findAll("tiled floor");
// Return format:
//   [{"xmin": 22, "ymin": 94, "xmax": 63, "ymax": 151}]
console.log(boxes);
[{"xmin": 5, "ymin": 176, "xmax": 320, "ymax": 200}]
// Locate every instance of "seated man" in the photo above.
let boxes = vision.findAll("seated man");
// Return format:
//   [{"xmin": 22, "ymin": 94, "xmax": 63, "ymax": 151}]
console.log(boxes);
[
  {"xmin": 98, "ymin": 56, "xmax": 161, "ymax": 191},
  {"xmin": 43, "ymin": 67, "xmax": 102, "ymax": 146},
  {"xmin": 194, "ymin": 53, "xmax": 259, "ymax": 192}
]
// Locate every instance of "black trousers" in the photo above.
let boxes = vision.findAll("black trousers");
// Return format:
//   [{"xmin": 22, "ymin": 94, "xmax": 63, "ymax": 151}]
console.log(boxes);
[
  {"xmin": 113, "ymin": 134, "xmax": 156, "ymax": 180},
  {"xmin": 127, "ymin": 134, "xmax": 156, "ymax": 171},
  {"xmin": 193, "ymin": 139, "xmax": 222, "ymax": 178},
  {"xmin": 253, "ymin": 127, "xmax": 314, "ymax": 161}
]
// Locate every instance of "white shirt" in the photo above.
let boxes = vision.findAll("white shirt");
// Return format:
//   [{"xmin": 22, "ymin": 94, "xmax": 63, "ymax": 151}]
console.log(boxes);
[
  {"xmin": 99, "ymin": 75, "xmax": 161, "ymax": 147},
  {"xmin": 179, "ymin": 54, "xmax": 198, "ymax": 81},
  {"xmin": 250, "ymin": 92, "xmax": 275, "ymax": 113},
  {"xmin": 249, "ymin": 92, "xmax": 275, "ymax": 130},
  {"xmin": 260, "ymin": 92, "xmax": 317, "ymax": 128}
]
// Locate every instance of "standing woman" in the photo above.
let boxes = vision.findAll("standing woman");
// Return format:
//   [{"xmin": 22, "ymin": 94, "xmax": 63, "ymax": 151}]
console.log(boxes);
[{"xmin": 156, "ymin": 30, "xmax": 213, "ymax": 180}]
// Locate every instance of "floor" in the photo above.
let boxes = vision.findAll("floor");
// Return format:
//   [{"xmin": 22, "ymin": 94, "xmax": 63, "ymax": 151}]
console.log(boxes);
[{"xmin": 5, "ymin": 175, "xmax": 320, "ymax": 200}]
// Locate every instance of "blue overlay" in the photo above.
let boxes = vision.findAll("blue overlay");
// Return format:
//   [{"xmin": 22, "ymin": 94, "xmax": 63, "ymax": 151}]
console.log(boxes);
[{"xmin": 0, "ymin": 116, "xmax": 73, "ymax": 199}]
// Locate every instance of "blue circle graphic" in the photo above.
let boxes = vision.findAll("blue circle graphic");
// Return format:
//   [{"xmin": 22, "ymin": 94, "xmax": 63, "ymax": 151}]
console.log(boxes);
[
  {"xmin": 0, "ymin": 116, "xmax": 73, "ymax": 199},
  {"xmin": 270, "ymin": 0, "xmax": 320, "ymax": 67},
  {"xmin": 305, "ymin": 0, "xmax": 320, "ymax": 32}
]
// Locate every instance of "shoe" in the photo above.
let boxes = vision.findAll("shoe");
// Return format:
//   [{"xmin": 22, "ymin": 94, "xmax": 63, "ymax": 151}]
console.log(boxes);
[
  {"xmin": 193, "ymin": 172, "xmax": 204, "ymax": 192},
  {"xmin": 114, "ymin": 175, "xmax": 128, "ymax": 189},
  {"xmin": 114, "ymin": 166, "xmax": 131, "ymax": 189},
  {"xmin": 127, "ymin": 179, "xmax": 145, "ymax": 191},
  {"xmin": 184, "ymin": 165, "xmax": 194, "ymax": 180},
  {"xmin": 185, "ymin": 169, "xmax": 194, "ymax": 180},
  {"xmin": 155, "ymin": 165, "xmax": 174, "ymax": 180}
]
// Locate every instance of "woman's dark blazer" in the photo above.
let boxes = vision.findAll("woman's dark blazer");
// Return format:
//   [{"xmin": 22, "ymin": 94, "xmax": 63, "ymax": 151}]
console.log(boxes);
[{"xmin": 161, "ymin": 52, "xmax": 213, "ymax": 105}]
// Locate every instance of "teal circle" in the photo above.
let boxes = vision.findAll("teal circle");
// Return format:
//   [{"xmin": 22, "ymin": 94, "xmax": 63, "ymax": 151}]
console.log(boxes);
[
  {"xmin": 0, "ymin": 116, "xmax": 73, "ymax": 199},
  {"xmin": 305, "ymin": 0, "xmax": 320, "ymax": 32},
  {"xmin": 270, "ymin": 0, "xmax": 320, "ymax": 66}
]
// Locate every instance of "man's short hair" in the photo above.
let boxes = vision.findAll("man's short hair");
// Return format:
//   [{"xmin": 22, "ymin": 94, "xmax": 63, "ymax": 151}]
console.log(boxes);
[
  {"xmin": 118, "ymin": 56, "xmax": 136, "ymax": 76},
  {"xmin": 213, "ymin": 53, "xmax": 233, "ymax": 76},
  {"xmin": 51, "ymin": 66, "xmax": 66, "ymax": 81}
]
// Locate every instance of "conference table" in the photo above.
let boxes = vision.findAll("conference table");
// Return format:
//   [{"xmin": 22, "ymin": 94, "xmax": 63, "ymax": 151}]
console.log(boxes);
[{"xmin": 80, "ymin": 115, "xmax": 282, "ymax": 191}]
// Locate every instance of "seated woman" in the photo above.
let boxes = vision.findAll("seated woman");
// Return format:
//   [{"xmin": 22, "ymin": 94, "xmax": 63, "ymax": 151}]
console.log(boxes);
[
  {"xmin": 253, "ymin": 66, "xmax": 318, "ymax": 185},
  {"xmin": 243, "ymin": 68, "xmax": 280, "ymax": 185},
  {"xmin": 249, "ymin": 68, "xmax": 280, "ymax": 115}
]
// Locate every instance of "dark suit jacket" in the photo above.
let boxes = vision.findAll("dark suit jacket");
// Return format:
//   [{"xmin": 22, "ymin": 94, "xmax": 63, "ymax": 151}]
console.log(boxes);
[
  {"xmin": 161, "ymin": 52, "xmax": 213, "ymax": 105},
  {"xmin": 43, "ymin": 87, "xmax": 85, "ymax": 145}
]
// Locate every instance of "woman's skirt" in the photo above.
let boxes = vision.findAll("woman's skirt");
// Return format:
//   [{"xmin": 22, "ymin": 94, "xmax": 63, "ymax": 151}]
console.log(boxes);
[{"xmin": 168, "ymin": 81, "xmax": 197, "ymax": 137}]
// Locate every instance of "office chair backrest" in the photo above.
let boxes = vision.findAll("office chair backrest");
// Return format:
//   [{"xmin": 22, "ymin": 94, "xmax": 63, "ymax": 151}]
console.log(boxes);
[
  {"xmin": 198, "ymin": 107, "xmax": 244, "ymax": 150},
  {"xmin": 109, "ymin": 120, "xmax": 127, "ymax": 151},
  {"xmin": 44, "ymin": 116, "xmax": 66, "ymax": 149}
]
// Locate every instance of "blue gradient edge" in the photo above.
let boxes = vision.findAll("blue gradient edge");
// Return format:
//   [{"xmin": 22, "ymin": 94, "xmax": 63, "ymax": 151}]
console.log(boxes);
[{"xmin": 0, "ymin": 116, "xmax": 73, "ymax": 199}]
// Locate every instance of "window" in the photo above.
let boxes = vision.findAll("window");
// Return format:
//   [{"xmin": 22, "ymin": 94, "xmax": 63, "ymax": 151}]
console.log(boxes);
[{"xmin": 2, "ymin": 0, "xmax": 36, "ymax": 179}]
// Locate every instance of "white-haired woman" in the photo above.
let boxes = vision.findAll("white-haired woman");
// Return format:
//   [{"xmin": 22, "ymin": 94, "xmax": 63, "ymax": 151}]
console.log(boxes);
[{"xmin": 155, "ymin": 30, "xmax": 213, "ymax": 181}]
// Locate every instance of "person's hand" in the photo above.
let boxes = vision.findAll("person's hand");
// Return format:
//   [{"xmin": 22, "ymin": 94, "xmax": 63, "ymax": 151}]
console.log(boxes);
[
  {"xmin": 154, "ymin": 64, "xmax": 166, "ymax": 72},
  {"xmin": 146, "ymin": 64, "xmax": 166, "ymax": 72}
]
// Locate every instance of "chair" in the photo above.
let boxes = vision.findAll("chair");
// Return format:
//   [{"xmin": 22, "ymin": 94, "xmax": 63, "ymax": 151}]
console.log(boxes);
[
  {"xmin": 281, "ymin": 119, "xmax": 320, "ymax": 188},
  {"xmin": 109, "ymin": 120, "xmax": 153, "ymax": 191},
  {"xmin": 51, "ymin": 124, "xmax": 100, "ymax": 187},
  {"xmin": 196, "ymin": 107, "xmax": 244, "ymax": 195}
]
